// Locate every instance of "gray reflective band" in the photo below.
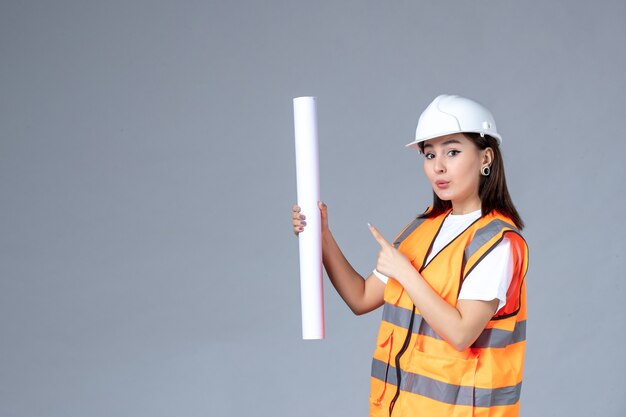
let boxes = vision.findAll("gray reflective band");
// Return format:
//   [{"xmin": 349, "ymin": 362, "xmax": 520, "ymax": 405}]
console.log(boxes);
[
  {"xmin": 371, "ymin": 358, "xmax": 522, "ymax": 407},
  {"xmin": 382, "ymin": 303, "xmax": 439, "ymax": 339},
  {"xmin": 401, "ymin": 366, "xmax": 474, "ymax": 406},
  {"xmin": 471, "ymin": 320, "xmax": 526, "ymax": 349},
  {"xmin": 464, "ymin": 219, "xmax": 519, "ymax": 263},
  {"xmin": 393, "ymin": 217, "xmax": 426, "ymax": 249},
  {"xmin": 475, "ymin": 383, "xmax": 523, "ymax": 407},
  {"xmin": 382, "ymin": 303, "xmax": 525, "ymax": 348},
  {"xmin": 371, "ymin": 357, "xmax": 398, "ymax": 387},
  {"xmin": 381, "ymin": 303, "xmax": 415, "ymax": 331}
]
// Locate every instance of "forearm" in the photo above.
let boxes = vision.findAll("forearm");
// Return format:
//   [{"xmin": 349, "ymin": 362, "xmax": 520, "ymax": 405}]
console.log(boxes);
[
  {"xmin": 399, "ymin": 270, "xmax": 463, "ymax": 345},
  {"xmin": 396, "ymin": 268, "xmax": 495, "ymax": 351},
  {"xmin": 321, "ymin": 228, "xmax": 368, "ymax": 314}
]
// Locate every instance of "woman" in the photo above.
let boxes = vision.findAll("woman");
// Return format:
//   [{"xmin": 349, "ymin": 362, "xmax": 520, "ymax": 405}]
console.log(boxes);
[{"xmin": 292, "ymin": 94, "xmax": 528, "ymax": 417}]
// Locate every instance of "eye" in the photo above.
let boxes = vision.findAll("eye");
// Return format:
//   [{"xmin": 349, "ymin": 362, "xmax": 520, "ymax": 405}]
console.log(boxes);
[
  {"xmin": 424, "ymin": 152, "xmax": 435, "ymax": 160},
  {"xmin": 447, "ymin": 150, "xmax": 461, "ymax": 157}
]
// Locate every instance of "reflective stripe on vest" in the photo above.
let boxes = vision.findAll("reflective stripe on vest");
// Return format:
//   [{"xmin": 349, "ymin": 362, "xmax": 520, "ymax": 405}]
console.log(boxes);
[
  {"xmin": 372, "ymin": 359, "xmax": 523, "ymax": 407},
  {"xmin": 392, "ymin": 217, "xmax": 426, "ymax": 249},
  {"xmin": 464, "ymin": 219, "xmax": 519, "ymax": 262},
  {"xmin": 381, "ymin": 302, "xmax": 526, "ymax": 349}
]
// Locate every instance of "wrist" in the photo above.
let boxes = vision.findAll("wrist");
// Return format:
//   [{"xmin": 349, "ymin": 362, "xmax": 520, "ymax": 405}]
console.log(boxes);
[{"xmin": 397, "ymin": 265, "xmax": 419, "ymax": 286}]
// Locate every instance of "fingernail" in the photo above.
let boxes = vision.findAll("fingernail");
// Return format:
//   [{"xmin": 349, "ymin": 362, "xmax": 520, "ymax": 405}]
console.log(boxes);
[
  {"xmin": 300, "ymin": 221, "xmax": 307, "ymax": 226},
  {"xmin": 300, "ymin": 215, "xmax": 306, "ymax": 220},
  {"xmin": 367, "ymin": 222, "xmax": 372, "ymax": 228}
]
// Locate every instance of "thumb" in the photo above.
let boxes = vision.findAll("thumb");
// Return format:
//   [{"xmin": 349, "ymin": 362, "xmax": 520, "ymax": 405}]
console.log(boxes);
[
  {"xmin": 318, "ymin": 201, "xmax": 329, "ymax": 225},
  {"xmin": 368, "ymin": 223, "xmax": 391, "ymax": 248}
]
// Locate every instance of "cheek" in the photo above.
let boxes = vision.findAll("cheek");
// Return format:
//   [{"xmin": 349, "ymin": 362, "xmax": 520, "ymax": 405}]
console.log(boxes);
[
  {"xmin": 423, "ymin": 161, "xmax": 433, "ymax": 180},
  {"xmin": 459, "ymin": 157, "xmax": 480, "ymax": 177},
  {"xmin": 450, "ymin": 160, "xmax": 479, "ymax": 190},
  {"xmin": 460, "ymin": 164, "xmax": 481, "ymax": 190}
]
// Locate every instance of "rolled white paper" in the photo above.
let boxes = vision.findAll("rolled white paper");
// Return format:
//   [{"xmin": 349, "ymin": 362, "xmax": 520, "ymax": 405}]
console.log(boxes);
[{"xmin": 293, "ymin": 96, "xmax": 325, "ymax": 340}]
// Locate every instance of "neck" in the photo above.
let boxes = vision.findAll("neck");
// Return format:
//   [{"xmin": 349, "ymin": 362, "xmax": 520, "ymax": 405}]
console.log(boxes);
[{"xmin": 450, "ymin": 196, "xmax": 481, "ymax": 215}]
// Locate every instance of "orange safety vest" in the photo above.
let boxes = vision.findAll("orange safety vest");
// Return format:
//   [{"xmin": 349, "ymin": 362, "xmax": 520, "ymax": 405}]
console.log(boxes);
[{"xmin": 370, "ymin": 209, "xmax": 528, "ymax": 417}]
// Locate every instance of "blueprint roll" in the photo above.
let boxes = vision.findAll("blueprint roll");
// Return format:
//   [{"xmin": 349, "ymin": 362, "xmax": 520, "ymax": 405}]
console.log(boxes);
[{"xmin": 293, "ymin": 96, "xmax": 325, "ymax": 340}]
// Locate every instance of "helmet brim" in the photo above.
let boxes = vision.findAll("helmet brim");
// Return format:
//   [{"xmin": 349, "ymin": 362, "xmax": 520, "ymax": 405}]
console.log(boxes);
[{"xmin": 405, "ymin": 130, "xmax": 502, "ymax": 151}]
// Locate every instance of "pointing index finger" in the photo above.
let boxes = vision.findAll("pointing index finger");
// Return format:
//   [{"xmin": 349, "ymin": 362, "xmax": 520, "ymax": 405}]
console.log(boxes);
[{"xmin": 368, "ymin": 223, "xmax": 392, "ymax": 248}]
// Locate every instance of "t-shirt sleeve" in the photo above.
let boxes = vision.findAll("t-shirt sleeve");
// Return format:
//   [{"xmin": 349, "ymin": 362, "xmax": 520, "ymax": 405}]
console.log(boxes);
[
  {"xmin": 372, "ymin": 269, "xmax": 389, "ymax": 284},
  {"xmin": 458, "ymin": 237, "xmax": 513, "ymax": 311}
]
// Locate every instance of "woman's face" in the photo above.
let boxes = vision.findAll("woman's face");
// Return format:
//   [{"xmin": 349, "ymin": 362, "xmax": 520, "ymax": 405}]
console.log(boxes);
[{"xmin": 422, "ymin": 133, "xmax": 492, "ymax": 211}]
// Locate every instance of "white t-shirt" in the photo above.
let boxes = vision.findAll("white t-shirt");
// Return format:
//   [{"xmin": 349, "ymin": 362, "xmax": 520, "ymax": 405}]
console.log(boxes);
[{"xmin": 374, "ymin": 209, "xmax": 513, "ymax": 310}]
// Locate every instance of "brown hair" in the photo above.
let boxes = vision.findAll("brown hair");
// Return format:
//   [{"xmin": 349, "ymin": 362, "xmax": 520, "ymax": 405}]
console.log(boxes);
[{"xmin": 418, "ymin": 133, "xmax": 524, "ymax": 230}]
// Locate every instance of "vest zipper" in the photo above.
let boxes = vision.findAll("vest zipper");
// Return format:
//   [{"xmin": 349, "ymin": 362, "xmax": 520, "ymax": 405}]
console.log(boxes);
[{"xmin": 387, "ymin": 210, "xmax": 452, "ymax": 415}]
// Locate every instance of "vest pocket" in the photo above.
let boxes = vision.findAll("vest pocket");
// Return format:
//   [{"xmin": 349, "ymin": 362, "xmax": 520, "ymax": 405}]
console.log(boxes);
[
  {"xmin": 370, "ymin": 328, "xmax": 394, "ymax": 407},
  {"xmin": 402, "ymin": 348, "xmax": 478, "ymax": 414}
]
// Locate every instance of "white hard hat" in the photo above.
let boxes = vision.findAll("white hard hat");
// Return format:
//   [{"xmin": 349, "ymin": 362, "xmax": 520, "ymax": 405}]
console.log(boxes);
[{"xmin": 405, "ymin": 94, "xmax": 502, "ymax": 150}]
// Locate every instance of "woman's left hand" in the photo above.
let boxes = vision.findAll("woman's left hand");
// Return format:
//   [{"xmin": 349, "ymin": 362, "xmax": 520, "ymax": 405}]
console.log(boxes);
[{"xmin": 368, "ymin": 224, "xmax": 416, "ymax": 285}]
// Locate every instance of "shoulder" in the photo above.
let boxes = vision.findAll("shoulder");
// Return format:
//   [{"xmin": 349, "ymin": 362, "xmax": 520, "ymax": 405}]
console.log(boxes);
[
  {"xmin": 464, "ymin": 211, "xmax": 528, "ymax": 274},
  {"xmin": 470, "ymin": 210, "xmax": 526, "ymax": 247}
]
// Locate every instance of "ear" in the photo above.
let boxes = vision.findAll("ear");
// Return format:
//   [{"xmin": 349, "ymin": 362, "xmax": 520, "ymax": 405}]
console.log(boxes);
[{"xmin": 482, "ymin": 147, "xmax": 494, "ymax": 166}]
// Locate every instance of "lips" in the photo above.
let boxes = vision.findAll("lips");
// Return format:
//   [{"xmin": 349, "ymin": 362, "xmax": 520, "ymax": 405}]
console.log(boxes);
[{"xmin": 435, "ymin": 180, "xmax": 450, "ymax": 189}]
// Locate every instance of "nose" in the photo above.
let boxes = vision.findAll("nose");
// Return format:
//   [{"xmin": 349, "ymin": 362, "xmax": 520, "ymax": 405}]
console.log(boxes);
[{"xmin": 433, "ymin": 156, "xmax": 446, "ymax": 174}]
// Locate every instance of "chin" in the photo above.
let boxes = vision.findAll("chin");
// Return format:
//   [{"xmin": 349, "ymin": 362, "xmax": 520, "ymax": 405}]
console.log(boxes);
[{"xmin": 433, "ymin": 190, "xmax": 455, "ymax": 201}]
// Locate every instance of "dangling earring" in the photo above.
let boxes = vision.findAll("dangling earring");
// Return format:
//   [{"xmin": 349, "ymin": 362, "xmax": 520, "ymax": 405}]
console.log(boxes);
[{"xmin": 481, "ymin": 165, "xmax": 491, "ymax": 176}]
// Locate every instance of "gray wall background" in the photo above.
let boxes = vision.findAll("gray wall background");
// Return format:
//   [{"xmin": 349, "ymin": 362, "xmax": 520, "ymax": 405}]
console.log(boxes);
[{"xmin": 1, "ymin": 1, "xmax": 625, "ymax": 416}]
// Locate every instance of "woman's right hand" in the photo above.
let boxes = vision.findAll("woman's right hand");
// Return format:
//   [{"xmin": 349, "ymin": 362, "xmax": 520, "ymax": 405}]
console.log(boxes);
[
  {"xmin": 292, "ymin": 201, "xmax": 329, "ymax": 236},
  {"xmin": 292, "ymin": 204, "xmax": 306, "ymax": 235}
]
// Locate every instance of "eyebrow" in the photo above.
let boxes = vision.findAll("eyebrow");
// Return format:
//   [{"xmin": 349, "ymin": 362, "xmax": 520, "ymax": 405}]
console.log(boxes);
[{"xmin": 422, "ymin": 139, "xmax": 462, "ymax": 149}]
